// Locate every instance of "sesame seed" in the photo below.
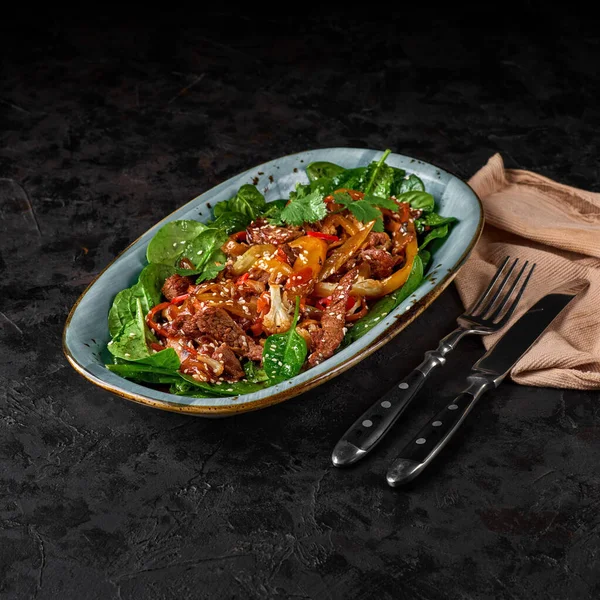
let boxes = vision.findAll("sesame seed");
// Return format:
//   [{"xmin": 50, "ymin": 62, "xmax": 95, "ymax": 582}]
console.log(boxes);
[{"xmin": 124, "ymin": 353, "xmax": 131, "ymax": 357}]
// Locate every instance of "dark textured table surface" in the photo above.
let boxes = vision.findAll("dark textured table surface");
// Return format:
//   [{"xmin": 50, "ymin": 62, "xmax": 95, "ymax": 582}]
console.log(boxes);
[{"xmin": 1, "ymin": 13, "xmax": 599, "ymax": 600}]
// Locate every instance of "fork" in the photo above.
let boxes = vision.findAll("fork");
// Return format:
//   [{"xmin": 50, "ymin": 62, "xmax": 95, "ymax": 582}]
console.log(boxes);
[{"xmin": 331, "ymin": 257, "xmax": 535, "ymax": 467}]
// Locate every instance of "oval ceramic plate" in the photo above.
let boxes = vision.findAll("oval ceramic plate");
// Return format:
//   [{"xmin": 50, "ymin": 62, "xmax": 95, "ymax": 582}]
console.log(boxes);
[{"xmin": 63, "ymin": 148, "xmax": 483, "ymax": 417}]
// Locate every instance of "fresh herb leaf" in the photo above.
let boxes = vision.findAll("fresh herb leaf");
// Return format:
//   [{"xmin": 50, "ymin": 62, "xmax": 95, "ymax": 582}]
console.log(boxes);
[
  {"xmin": 280, "ymin": 190, "xmax": 327, "ymax": 226},
  {"xmin": 396, "ymin": 191, "xmax": 435, "ymax": 212},
  {"xmin": 335, "ymin": 193, "xmax": 382, "ymax": 229},
  {"xmin": 243, "ymin": 360, "xmax": 269, "ymax": 383},
  {"xmin": 228, "ymin": 184, "xmax": 266, "ymax": 220},
  {"xmin": 343, "ymin": 255, "xmax": 424, "ymax": 345},
  {"xmin": 262, "ymin": 199, "xmax": 288, "ymax": 225},
  {"xmin": 263, "ymin": 297, "xmax": 307, "ymax": 382},
  {"xmin": 306, "ymin": 161, "xmax": 346, "ymax": 181},
  {"xmin": 146, "ymin": 220, "xmax": 207, "ymax": 265},
  {"xmin": 363, "ymin": 149, "xmax": 392, "ymax": 195},
  {"xmin": 334, "ymin": 192, "xmax": 399, "ymax": 232},
  {"xmin": 419, "ymin": 224, "xmax": 450, "ymax": 249},
  {"xmin": 362, "ymin": 194, "xmax": 398, "ymax": 210}
]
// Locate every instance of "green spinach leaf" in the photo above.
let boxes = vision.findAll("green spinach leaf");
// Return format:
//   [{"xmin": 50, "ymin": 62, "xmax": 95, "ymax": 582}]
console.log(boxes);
[
  {"xmin": 108, "ymin": 287, "xmax": 136, "ymax": 338},
  {"xmin": 306, "ymin": 161, "xmax": 346, "ymax": 181},
  {"xmin": 176, "ymin": 228, "xmax": 229, "ymax": 275},
  {"xmin": 135, "ymin": 347, "xmax": 181, "ymax": 370},
  {"xmin": 212, "ymin": 211, "xmax": 250, "ymax": 234},
  {"xmin": 419, "ymin": 248, "xmax": 431, "ymax": 270},
  {"xmin": 213, "ymin": 201, "xmax": 230, "ymax": 219},
  {"xmin": 243, "ymin": 360, "xmax": 269, "ymax": 383},
  {"xmin": 332, "ymin": 166, "xmax": 367, "ymax": 190},
  {"xmin": 396, "ymin": 191, "xmax": 435, "ymax": 212},
  {"xmin": 106, "ymin": 364, "xmax": 181, "ymax": 385},
  {"xmin": 342, "ymin": 255, "xmax": 424, "ymax": 346},
  {"xmin": 392, "ymin": 173, "xmax": 426, "ymax": 196},
  {"xmin": 263, "ymin": 297, "xmax": 307, "ymax": 382},
  {"xmin": 228, "ymin": 184, "xmax": 266, "ymax": 219},
  {"xmin": 418, "ymin": 212, "xmax": 457, "ymax": 227},
  {"xmin": 419, "ymin": 224, "xmax": 450, "ymax": 249},
  {"xmin": 173, "ymin": 375, "xmax": 267, "ymax": 397},
  {"xmin": 363, "ymin": 149, "xmax": 392, "ymax": 195},
  {"xmin": 146, "ymin": 220, "xmax": 207, "ymax": 265},
  {"xmin": 108, "ymin": 264, "xmax": 174, "ymax": 338},
  {"xmin": 195, "ymin": 249, "xmax": 227, "ymax": 283},
  {"xmin": 107, "ymin": 298, "xmax": 150, "ymax": 360}
]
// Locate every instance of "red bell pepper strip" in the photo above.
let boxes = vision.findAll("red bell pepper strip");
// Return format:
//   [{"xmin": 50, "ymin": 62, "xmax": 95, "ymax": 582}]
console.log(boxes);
[
  {"xmin": 146, "ymin": 301, "xmax": 171, "ymax": 337},
  {"xmin": 306, "ymin": 231, "xmax": 340, "ymax": 242},
  {"xmin": 170, "ymin": 294, "xmax": 189, "ymax": 305}
]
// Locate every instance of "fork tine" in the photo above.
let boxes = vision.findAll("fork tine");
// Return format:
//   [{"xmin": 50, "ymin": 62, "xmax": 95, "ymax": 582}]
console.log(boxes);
[
  {"xmin": 469, "ymin": 256, "xmax": 511, "ymax": 315},
  {"xmin": 490, "ymin": 262, "xmax": 536, "ymax": 325},
  {"xmin": 479, "ymin": 257, "xmax": 519, "ymax": 319},
  {"xmin": 485, "ymin": 259, "xmax": 528, "ymax": 321}
]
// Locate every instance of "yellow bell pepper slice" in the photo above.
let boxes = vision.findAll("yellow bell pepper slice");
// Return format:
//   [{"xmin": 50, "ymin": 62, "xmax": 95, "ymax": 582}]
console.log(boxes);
[{"xmin": 289, "ymin": 236, "xmax": 328, "ymax": 279}]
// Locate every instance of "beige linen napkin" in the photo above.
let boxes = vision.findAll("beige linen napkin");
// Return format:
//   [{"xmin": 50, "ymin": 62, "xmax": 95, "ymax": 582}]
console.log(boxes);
[{"xmin": 454, "ymin": 154, "xmax": 600, "ymax": 389}]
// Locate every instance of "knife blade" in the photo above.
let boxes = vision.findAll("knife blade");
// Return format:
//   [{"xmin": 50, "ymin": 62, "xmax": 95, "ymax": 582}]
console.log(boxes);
[{"xmin": 386, "ymin": 293, "xmax": 575, "ymax": 487}]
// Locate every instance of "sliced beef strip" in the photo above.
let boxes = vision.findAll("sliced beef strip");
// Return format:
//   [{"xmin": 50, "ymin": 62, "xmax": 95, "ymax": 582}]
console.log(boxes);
[
  {"xmin": 364, "ymin": 231, "xmax": 392, "ymax": 250},
  {"xmin": 246, "ymin": 218, "xmax": 303, "ymax": 245},
  {"xmin": 246, "ymin": 342, "xmax": 263, "ymax": 362},
  {"xmin": 196, "ymin": 307, "xmax": 262, "ymax": 360},
  {"xmin": 279, "ymin": 243, "xmax": 300, "ymax": 265},
  {"xmin": 361, "ymin": 248, "xmax": 396, "ymax": 279},
  {"xmin": 308, "ymin": 267, "xmax": 358, "ymax": 367},
  {"xmin": 212, "ymin": 343, "xmax": 245, "ymax": 380},
  {"xmin": 162, "ymin": 274, "xmax": 193, "ymax": 301}
]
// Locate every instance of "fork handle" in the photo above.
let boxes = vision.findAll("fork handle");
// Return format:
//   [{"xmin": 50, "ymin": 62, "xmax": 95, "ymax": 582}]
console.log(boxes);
[{"xmin": 331, "ymin": 327, "xmax": 470, "ymax": 467}]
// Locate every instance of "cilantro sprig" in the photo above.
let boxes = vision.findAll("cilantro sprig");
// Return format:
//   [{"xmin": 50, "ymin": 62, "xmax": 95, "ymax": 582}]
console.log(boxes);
[
  {"xmin": 280, "ymin": 189, "xmax": 328, "ymax": 226},
  {"xmin": 333, "ymin": 192, "xmax": 399, "ymax": 232}
]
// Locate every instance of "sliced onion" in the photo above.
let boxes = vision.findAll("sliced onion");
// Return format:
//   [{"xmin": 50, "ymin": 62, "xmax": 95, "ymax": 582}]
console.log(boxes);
[
  {"xmin": 196, "ymin": 354, "xmax": 225, "ymax": 377},
  {"xmin": 314, "ymin": 279, "xmax": 384, "ymax": 298},
  {"xmin": 318, "ymin": 221, "xmax": 375, "ymax": 282},
  {"xmin": 231, "ymin": 244, "xmax": 276, "ymax": 276}
]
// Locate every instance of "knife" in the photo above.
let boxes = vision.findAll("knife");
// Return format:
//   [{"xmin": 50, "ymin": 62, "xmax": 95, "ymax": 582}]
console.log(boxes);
[{"xmin": 386, "ymin": 293, "xmax": 575, "ymax": 487}]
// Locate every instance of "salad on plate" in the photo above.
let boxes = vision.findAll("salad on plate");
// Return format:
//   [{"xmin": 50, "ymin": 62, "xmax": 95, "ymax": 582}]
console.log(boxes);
[{"xmin": 105, "ymin": 150, "xmax": 456, "ymax": 397}]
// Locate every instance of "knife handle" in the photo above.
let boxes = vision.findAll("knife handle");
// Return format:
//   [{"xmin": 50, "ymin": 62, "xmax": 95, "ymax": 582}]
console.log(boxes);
[
  {"xmin": 331, "ymin": 328, "xmax": 471, "ymax": 467},
  {"xmin": 386, "ymin": 378, "xmax": 493, "ymax": 487}
]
